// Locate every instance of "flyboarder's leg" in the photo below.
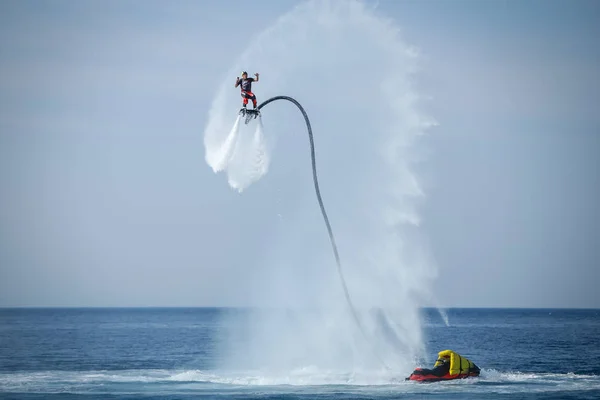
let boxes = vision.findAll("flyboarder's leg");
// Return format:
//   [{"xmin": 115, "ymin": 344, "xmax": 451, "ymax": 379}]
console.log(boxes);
[{"xmin": 242, "ymin": 91, "xmax": 257, "ymax": 109}]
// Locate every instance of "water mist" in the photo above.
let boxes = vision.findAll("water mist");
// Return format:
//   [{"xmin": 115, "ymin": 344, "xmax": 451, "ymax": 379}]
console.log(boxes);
[{"xmin": 204, "ymin": 0, "xmax": 438, "ymax": 383}]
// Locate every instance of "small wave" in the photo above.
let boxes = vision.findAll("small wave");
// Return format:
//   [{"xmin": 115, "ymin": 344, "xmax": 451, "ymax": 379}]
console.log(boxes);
[
  {"xmin": 480, "ymin": 368, "xmax": 599, "ymax": 381},
  {"xmin": 168, "ymin": 366, "xmax": 404, "ymax": 386}
]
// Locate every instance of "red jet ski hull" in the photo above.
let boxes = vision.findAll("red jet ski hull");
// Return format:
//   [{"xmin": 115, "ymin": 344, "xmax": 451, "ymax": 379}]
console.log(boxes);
[{"xmin": 407, "ymin": 367, "xmax": 480, "ymax": 382}]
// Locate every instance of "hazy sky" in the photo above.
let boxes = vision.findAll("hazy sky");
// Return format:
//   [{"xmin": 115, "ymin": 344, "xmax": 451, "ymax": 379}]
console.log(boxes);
[{"xmin": 1, "ymin": 0, "xmax": 598, "ymax": 308}]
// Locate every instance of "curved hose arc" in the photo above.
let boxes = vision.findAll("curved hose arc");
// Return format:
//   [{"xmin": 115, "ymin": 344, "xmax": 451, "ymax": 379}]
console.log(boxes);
[{"xmin": 257, "ymin": 96, "xmax": 389, "ymax": 369}]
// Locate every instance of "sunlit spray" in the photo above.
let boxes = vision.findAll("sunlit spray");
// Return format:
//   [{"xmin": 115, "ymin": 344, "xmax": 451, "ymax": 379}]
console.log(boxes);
[
  {"xmin": 207, "ymin": 113, "xmax": 270, "ymax": 192},
  {"xmin": 208, "ymin": 115, "xmax": 241, "ymax": 173},
  {"xmin": 204, "ymin": 0, "xmax": 439, "ymax": 382}
]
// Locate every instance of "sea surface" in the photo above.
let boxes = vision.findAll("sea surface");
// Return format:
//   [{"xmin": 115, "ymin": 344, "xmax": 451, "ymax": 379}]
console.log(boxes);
[{"xmin": 1, "ymin": 308, "xmax": 599, "ymax": 399}]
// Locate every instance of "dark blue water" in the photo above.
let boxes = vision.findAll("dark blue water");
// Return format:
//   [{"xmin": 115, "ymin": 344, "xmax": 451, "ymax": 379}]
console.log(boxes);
[{"xmin": 1, "ymin": 308, "xmax": 599, "ymax": 399}]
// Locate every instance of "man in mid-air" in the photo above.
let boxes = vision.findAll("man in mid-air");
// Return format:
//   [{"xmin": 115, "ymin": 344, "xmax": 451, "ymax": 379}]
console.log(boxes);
[{"xmin": 235, "ymin": 71, "xmax": 259, "ymax": 109}]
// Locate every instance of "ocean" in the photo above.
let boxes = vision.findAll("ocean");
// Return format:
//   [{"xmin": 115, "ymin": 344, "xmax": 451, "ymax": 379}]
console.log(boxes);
[{"xmin": 1, "ymin": 308, "xmax": 599, "ymax": 399}]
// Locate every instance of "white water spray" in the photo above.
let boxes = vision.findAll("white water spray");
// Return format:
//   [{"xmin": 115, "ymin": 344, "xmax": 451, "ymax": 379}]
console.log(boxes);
[
  {"xmin": 204, "ymin": 0, "xmax": 439, "ymax": 379},
  {"xmin": 206, "ymin": 114, "xmax": 270, "ymax": 192}
]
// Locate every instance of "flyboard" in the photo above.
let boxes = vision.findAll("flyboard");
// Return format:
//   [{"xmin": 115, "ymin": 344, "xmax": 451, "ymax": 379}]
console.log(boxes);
[{"xmin": 239, "ymin": 107, "xmax": 261, "ymax": 125}]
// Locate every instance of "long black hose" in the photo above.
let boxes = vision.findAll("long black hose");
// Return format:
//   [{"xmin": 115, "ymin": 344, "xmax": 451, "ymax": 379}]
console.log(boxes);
[{"xmin": 257, "ymin": 96, "xmax": 389, "ymax": 369}]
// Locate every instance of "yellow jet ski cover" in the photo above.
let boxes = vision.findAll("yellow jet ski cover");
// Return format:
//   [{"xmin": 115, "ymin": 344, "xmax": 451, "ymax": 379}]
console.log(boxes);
[{"xmin": 434, "ymin": 350, "xmax": 479, "ymax": 377}]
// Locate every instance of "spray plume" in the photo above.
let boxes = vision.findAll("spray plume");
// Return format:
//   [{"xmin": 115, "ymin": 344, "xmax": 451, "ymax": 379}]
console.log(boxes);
[{"xmin": 204, "ymin": 0, "xmax": 438, "ymax": 381}]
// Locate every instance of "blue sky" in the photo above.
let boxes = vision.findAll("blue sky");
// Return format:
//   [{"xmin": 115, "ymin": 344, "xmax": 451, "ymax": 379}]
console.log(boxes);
[{"xmin": 0, "ymin": 0, "xmax": 598, "ymax": 308}]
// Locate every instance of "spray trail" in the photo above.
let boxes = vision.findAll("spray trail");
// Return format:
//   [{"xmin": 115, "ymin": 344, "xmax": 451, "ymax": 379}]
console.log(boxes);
[
  {"xmin": 206, "ymin": 114, "xmax": 270, "ymax": 192},
  {"xmin": 207, "ymin": 115, "xmax": 241, "ymax": 173},
  {"xmin": 204, "ymin": 0, "xmax": 438, "ymax": 376}
]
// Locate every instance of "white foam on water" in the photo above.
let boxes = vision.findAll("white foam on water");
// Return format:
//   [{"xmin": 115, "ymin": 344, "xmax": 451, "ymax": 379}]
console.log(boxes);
[{"xmin": 2, "ymin": 369, "xmax": 599, "ymax": 396}]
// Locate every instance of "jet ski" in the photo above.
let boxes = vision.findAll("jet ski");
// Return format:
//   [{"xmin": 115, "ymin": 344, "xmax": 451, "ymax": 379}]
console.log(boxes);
[{"xmin": 406, "ymin": 350, "xmax": 481, "ymax": 382}]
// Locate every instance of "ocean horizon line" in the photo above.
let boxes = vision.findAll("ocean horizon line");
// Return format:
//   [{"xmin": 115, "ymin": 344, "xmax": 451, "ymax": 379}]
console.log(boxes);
[{"xmin": 1, "ymin": 306, "xmax": 598, "ymax": 311}]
